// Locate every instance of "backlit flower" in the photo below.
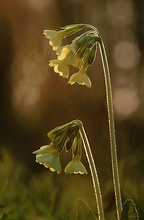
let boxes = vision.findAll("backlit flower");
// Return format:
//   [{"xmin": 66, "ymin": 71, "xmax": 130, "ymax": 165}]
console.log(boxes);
[
  {"xmin": 65, "ymin": 131, "xmax": 87, "ymax": 174},
  {"xmin": 57, "ymin": 45, "xmax": 82, "ymax": 68},
  {"xmin": 49, "ymin": 45, "xmax": 82, "ymax": 78},
  {"xmin": 68, "ymin": 66, "xmax": 91, "ymax": 88},
  {"xmin": 44, "ymin": 24, "xmax": 100, "ymax": 88},
  {"xmin": 33, "ymin": 144, "xmax": 61, "ymax": 174},
  {"xmin": 49, "ymin": 59, "xmax": 70, "ymax": 78},
  {"xmin": 64, "ymin": 155, "xmax": 87, "ymax": 174},
  {"xmin": 57, "ymin": 44, "xmax": 76, "ymax": 59},
  {"xmin": 43, "ymin": 30, "xmax": 65, "ymax": 50},
  {"xmin": 44, "ymin": 24, "xmax": 86, "ymax": 51},
  {"xmin": 33, "ymin": 120, "xmax": 87, "ymax": 174}
]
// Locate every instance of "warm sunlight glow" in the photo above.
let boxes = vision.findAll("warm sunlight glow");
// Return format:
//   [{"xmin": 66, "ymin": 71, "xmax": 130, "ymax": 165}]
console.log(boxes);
[{"xmin": 11, "ymin": 54, "xmax": 49, "ymax": 122}]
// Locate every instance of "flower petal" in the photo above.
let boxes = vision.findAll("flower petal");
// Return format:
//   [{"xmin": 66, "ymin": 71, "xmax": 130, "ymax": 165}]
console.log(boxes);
[
  {"xmin": 64, "ymin": 158, "xmax": 87, "ymax": 174},
  {"xmin": 49, "ymin": 38, "xmax": 62, "ymax": 51},
  {"xmin": 57, "ymin": 62, "xmax": 69, "ymax": 78},
  {"xmin": 33, "ymin": 145, "xmax": 53, "ymax": 155},
  {"xmin": 49, "ymin": 59, "xmax": 69, "ymax": 78},
  {"xmin": 43, "ymin": 30, "xmax": 64, "ymax": 50},
  {"xmin": 68, "ymin": 69, "xmax": 91, "ymax": 88},
  {"xmin": 36, "ymin": 153, "xmax": 61, "ymax": 174},
  {"xmin": 43, "ymin": 30, "xmax": 58, "ymax": 39}
]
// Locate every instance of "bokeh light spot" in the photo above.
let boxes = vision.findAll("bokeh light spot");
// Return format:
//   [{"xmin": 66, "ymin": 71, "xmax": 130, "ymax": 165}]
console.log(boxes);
[
  {"xmin": 107, "ymin": 0, "xmax": 134, "ymax": 27},
  {"xmin": 113, "ymin": 41, "xmax": 141, "ymax": 69},
  {"xmin": 113, "ymin": 87, "xmax": 140, "ymax": 117},
  {"xmin": 27, "ymin": 0, "xmax": 51, "ymax": 11}
]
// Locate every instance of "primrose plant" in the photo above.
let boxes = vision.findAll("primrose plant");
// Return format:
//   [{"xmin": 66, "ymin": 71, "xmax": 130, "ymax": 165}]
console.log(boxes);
[{"xmin": 33, "ymin": 24, "xmax": 139, "ymax": 220}]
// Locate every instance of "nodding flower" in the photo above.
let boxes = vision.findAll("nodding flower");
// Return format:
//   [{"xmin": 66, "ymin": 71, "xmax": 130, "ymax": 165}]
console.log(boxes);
[
  {"xmin": 44, "ymin": 24, "xmax": 99, "ymax": 87},
  {"xmin": 33, "ymin": 120, "xmax": 87, "ymax": 174}
]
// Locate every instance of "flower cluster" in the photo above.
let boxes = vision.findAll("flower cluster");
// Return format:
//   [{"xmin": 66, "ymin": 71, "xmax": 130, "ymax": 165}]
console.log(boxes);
[
  {"xmin": 33, "ymin": 120, "xmax": 87, "ymax": 174},
  {"xmin": 44, "ymin": 24, "xmax": 99, "ymax": 87}
]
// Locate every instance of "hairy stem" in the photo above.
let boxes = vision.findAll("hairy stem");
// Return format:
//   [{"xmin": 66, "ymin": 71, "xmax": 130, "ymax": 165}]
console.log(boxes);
[
  {"xmin": 99, "ymin": 37, "xmax": 122, "ymax": 220},
  {"xmin": 79, "ymin": 123, "xmax": 105, "ymax": 220}
]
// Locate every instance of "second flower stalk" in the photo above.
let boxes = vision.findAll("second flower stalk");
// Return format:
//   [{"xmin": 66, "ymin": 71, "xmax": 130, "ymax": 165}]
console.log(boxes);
[{"xmin": 33, "ymin": 119, "xmax": 105, "ymax": 220}]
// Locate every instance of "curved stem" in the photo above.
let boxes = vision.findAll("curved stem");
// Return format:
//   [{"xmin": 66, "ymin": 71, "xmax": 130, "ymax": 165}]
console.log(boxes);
[
  {"xmin": 79, "ymin": 123, "xmax": 105, "ymax": 220},
  {"xmin": 98, "ymin": 37, "xmax": 122, "ymax": 220}
]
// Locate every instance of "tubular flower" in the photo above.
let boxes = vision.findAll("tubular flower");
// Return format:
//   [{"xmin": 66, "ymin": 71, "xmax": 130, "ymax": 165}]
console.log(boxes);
[
  {"xmin": 49, "ymin": 59, "xmax": 70, "ymax": 78},
  {"xmin": 33, "ymin": 120, "xmax": 87, "ymax": 174},
  {"xmin": 33, "ymin": 144, "xmax": 61, "ymax": 174},
  {"xmin": 68, "ymin": 66, "xmax": 91, "ymax": 88},
  {"xmin": 43, "ymin": 30, "xmax": 65, "ymax": 51},
  {"xmin": 44, "ymin": 24, "xmax": 99, "ymax": 87},
  {"xmin": 64, "ymin": 155, "xmax": 87, "ymax": 174},
  {"xmin": 44, "ymin": 24, "xmax": 86, "ymax": 51},
  {"xmin": 57, "ymin": 45, "xmax": 82, "ymax": 68},
  {"xmin": 49, "ymin": 45, "xmax": 82, "ymax": 78},
  {"xmin": 57, "ymin": 44, "xmax": 76, "ymax": 59},
  {"xmin": 65, "ymin": 132, "xmax": 87, "ymax": 174}
]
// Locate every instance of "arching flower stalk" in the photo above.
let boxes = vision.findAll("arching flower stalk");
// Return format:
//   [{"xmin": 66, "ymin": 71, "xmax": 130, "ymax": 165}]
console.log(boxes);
[
  {"xmin": 42, "ymin": 23, "xmax": 123, "ymax": 220},
  {"xmin": 33, "ymin": 120, "xmax": 104, "ymax": 220}
]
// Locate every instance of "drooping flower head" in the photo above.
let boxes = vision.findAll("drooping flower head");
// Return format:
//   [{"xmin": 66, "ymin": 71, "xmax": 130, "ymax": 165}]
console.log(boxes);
[
  {"xmin": 33, "ymin": 120, "xmax": 87, "ymax": 174},
  {"xmin": 44, "ymin": 24, "xmax": 100, "ymax": 87}
]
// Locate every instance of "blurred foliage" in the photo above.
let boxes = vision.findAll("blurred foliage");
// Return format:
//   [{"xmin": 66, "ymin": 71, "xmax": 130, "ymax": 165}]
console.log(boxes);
[
  {"xmin": 0, "ymin": 149, "xmax": 144, "ymax": 219},
  {"xmin": 120, "ymin": 199, "xmax": 139, "ymax": 220},
  {"xmin": 75, "ymin": 200, "xmax": 97, "ymax": 220},
  {"xmin": 0, "ymin": 149, "xmax": 96, "ymax": 219}
]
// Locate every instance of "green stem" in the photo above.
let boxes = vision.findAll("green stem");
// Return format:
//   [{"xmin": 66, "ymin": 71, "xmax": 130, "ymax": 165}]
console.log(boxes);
[
  {"xmin": 98, "ymin": 37, "xmax": 122, "ymax": 220},
  {"xmin": 79, "ymin": 123, "xmax": 105, "ymax": 220}
]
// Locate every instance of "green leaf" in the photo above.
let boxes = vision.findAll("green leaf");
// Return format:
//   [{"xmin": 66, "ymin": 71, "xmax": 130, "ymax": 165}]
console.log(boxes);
[
  {"xmin": 75, "ymin": 199, "xmax": 97, "ymax": 220},
  {"xmin": 120, "ymin": 199, "xmax": 139, "ymax": 220}
]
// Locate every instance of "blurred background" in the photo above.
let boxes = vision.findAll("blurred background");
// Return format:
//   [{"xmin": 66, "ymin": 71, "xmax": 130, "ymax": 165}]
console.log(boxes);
[{"xmin": 0, "ymin": 0, "xmax": 144, "ymax": 219}]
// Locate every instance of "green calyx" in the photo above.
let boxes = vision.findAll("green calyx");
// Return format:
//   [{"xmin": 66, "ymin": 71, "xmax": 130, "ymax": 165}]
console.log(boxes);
[
  {"xmin": 62, "ymin": 24, "xmax": 87, "ymax": 37},
  {"xmin": 87, "ymin": 44, "xmax": 97, "ymax": 66},
  {"xmin": 72, "ymin": 133, "xmax": 82, "ymax": 159}
]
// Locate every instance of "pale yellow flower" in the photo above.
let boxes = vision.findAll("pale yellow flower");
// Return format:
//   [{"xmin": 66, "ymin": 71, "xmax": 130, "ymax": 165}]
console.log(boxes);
[
  {"xmin": 33, "ymin": 120, "xmax": 86, "ymax": 174},
  {"xmin": 49, "ymin": 59, "xmax": 69, "ymax": 78},
  {"xmin": 58, "ymin": 45, "xmax": 82, "ymax": 68},
  {"xmin": 64, "ymin": 155, "xmax": 87, "ymax": 174},
  {"xmin": 49, "ymin": 45, "xmax": 80, "ymax": 78},
  {"xmin": 57, "ymin": 44, "xmax": 76, "ymax": 59},
  {"xmin": 33, "ymin": 144, "xmax": 61, "ymax": 174},
  {"xmin": 68, "ymin": 66, "xmax": 91, "ymax": 88},
  {"xmin": 43, "ymin": 24, "xmax": 86, "ymax": 51},
  {"xmin": 43, "ymin": 30, "xmax": 66, "ymax": 50}
]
